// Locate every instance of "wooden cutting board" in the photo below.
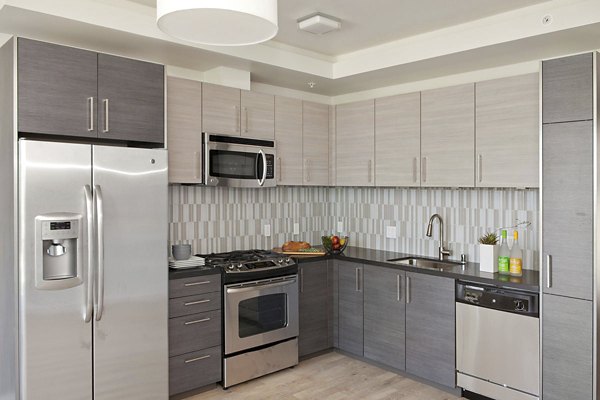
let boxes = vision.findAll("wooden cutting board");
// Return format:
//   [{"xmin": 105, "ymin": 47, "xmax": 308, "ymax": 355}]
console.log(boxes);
[{"xmin": 272, "ymin": 247, "xmax": 327, "ymax": 256}]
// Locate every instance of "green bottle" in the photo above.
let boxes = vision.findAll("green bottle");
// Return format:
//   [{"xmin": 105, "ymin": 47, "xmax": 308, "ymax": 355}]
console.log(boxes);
[{"xmin": 498, "ymin": 230, "xmax": 510, "ymax": 275}]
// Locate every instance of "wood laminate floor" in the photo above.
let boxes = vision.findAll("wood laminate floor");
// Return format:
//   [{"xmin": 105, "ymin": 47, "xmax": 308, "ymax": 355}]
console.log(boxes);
[{"xmin": 188, "ymin": 352, "xmax": 465, "ymax": 400}]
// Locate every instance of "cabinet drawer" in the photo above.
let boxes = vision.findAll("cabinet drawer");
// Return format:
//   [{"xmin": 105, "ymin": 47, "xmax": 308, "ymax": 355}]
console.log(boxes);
[
  {"xmin": 169, "ymin": 310, "xmax": 221, "ymax": 357},
  {"xmin": 169, "ymin": 346, "xmax": 222, "ymax": 396},
  {"xmin": 169, "ymin": 291, "xmax": 221, "ymax": 318},
  {"xmin": 169, "ymin": 274, "xmax": 221, "ymax": 298}
]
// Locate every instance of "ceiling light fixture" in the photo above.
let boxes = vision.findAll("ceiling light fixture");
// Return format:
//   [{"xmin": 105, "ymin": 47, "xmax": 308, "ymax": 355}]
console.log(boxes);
[
  {"xmin": 297, "ymin": 12, "xmax": 341, "ymax": 35},
  {"xmin": 157, "ymin": 0, "xmax": 278, "ymax": 46}
]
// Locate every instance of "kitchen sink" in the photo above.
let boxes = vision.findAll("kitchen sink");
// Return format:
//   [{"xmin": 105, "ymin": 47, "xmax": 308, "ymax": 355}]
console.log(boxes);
[{"xmin": 387, "ymin": 257, "xmax": 462, "ymax": 271}]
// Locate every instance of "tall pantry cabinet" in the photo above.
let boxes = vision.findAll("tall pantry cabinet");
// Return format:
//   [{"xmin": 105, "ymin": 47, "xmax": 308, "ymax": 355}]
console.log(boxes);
[{"xmin": 541, "ymin": 52, "xmax": 596, "ymax": 400}]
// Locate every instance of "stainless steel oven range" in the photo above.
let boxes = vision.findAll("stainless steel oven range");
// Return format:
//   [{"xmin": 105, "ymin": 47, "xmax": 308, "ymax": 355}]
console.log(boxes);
[{"xmin": 201, "ymin": 250, "xmax": 299, "ymax": 388}]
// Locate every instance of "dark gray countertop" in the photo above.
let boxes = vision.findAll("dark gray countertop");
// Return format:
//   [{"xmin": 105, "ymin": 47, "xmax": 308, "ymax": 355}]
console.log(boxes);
[
  {"xmin": 168, "ymin": 246, "xmax": 539, "ymax": 292},
  {"xmin": 291, "ymin": 246, "xmax": 539, "ymax": 292}
]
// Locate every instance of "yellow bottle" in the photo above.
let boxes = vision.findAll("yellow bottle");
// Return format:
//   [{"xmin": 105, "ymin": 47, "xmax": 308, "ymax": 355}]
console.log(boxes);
[{"xmin": 509, "ymin": 231, "xmax": 523, "ymax": 277}]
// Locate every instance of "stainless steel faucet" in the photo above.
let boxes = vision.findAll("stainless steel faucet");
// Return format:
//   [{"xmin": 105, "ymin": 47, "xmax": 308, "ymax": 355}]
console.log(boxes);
[{"xmin": 426, "ymin": 213, "xmax": 451, "ymax": 260}]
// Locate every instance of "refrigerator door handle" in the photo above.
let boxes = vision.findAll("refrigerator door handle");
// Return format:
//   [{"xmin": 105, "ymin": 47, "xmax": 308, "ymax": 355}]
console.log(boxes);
[
  {"xmin": 84, "ymin": 185, "xmax": 94, "ymax": 323},
  {"xmin": 94, "ymin": 185, "xmax": 105, "ymax": 321}
]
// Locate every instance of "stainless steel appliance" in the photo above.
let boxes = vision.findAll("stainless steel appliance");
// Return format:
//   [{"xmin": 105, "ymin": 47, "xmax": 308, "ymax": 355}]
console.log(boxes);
[
  {"xmin": 203, "ymin": 133, "xmax": 276, "ymax": 187},
  {"xmin": 17, "ymin": 140, "xmax": 168, "ymax": 400},
  {"xmin": 202, "ymin": 250, "xmax": 298, "ymax": 388},
  {"xmin": 456, "ymin": 281, "xmax": 539, "ymax": 400}
]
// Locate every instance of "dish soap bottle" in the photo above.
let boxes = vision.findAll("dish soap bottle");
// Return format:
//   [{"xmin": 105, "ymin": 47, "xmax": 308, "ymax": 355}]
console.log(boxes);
[
  {"xmin": 509, "ymin": 230, "xmax": 523, "ymax": 277},
  {"xmin": 498, "ymin": 230, "xmax": 510, "ymax": 275}
]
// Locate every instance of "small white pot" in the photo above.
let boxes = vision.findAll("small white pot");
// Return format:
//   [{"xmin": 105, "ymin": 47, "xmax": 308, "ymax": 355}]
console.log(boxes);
[{"xmin": 479, "ymin": 244, "xmax": 499, "ymax": 273}]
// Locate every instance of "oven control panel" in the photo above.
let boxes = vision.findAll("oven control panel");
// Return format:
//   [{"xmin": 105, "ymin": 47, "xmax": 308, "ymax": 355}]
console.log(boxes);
[{"xmin": 223, "ymin": 257, "xmax": 295, "ymax": 273}]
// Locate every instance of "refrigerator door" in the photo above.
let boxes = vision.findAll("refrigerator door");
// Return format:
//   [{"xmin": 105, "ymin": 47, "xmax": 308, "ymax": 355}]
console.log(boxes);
[
  {"xmin": 92, "ymin": 145, "xmax": 168, "ymax": 400},
  {"xmin": 19, "ymin": 140, "xmax": 93, "ymax": 400}
]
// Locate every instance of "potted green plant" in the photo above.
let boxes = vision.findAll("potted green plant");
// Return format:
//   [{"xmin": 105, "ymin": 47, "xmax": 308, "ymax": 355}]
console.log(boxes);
[{"xmin": 478, "ymin": 232, "xmax": 499, "ymax": 273}]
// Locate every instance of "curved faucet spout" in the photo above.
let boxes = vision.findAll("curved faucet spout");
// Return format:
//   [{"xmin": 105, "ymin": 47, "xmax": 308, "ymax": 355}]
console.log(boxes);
[{"xmin": 425, "ymin": 213, "xmax": 451, "ymax": 260}]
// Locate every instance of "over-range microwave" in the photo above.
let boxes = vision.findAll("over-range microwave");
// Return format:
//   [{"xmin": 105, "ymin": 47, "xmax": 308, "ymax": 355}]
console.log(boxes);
[{"xmin": 202, "ymin": 133, "xmax": 276, "ymax": 188}]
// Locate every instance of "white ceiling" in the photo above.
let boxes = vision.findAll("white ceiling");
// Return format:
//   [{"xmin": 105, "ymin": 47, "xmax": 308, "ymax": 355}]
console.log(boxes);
[{"xmin": 130, "ymin": 0, "xmax": 550, "ymax": 56}]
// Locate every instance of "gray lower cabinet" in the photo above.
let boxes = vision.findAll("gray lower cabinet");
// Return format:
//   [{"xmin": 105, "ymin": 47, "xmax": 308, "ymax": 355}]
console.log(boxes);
[
  {"xmin": 363, "ymin": 266, "xmax": 405, "ymax": 371},
  {"xmin": 168, "ymin": 274, "xmax": 222, "ymax": 396},
  {"xmin": 337, "ymin": 261, "xmax": 364, "ymax": 356},
  {"xmin": 542, "ymin": 53, "xmax": 593, "ymax": 124},
  {"xmin": 542, "ymin": 121, "xmax": 593, "ymax": 300},
  {"xmin": 405, "ymin": 272, "xmax": 455, "ymax": 388},
  {"xmin": 542, "ymin": 294, "xmax": 593, "ymax": 400},
  {"xmin": 298, "ymin": 260, "xmax": 330, "ymax": 357}
]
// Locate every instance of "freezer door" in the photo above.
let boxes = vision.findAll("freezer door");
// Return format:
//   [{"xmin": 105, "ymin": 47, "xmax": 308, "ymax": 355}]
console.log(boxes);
[
  {"xmin": 19, "ymin": 140, "xmax": 93, "ymax": 400},
  {"xmin": 92, "ymin": 146, "xmax": 168, "ymax": 400}
]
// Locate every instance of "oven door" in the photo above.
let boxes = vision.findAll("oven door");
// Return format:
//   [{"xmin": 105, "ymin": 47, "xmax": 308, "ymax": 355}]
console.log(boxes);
[
  {"xmin": 224, "ymin": 275, "xmax": 298, "ymax": 355},
  {"xmin": 204, "ymin": 135, "xmax": 276, "ymax": 188}
]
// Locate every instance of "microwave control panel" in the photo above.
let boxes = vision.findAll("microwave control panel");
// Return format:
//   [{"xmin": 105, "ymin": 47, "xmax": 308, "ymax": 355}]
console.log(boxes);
[{"xmin": 266, "ymin": 154, "xmax": 275, "ymax": 179}]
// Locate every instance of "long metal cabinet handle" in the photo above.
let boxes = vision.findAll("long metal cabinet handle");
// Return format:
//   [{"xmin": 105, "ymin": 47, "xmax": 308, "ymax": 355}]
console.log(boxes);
[
  {"xmin": 478, "ymin": 154, "xmax": 483, "ymax": 183},
  {"xmin": 102, "ymin": 99, "xmax": 109, "ymax": 133},
  {"xmin": 184, "ymin": 299, "xmax": 211, "ymax": 306},
  {"xmin": 185, "ymin": 355, "xmax": 211, "ymax": 363},
  {"xmin": 226, "ymin": 279, "xmax": 297, "ymax": 294},
  {"xmin": 412, "ymin": 158, "xmax": 417, "ymax": 183},
  {"xmin": 87, "ymin": 97, "xmax": 94, "ymax": 132},
  {"xmin": 184, "ymin": 281, "xmax": 210, "ymax": 287},
  {"xmin": 546, "ymin": 255, "xmax": 552, "ymax": 288},
  {"xmin": 184, "ymin": 317, "xmax": 210, "ymax": 325},
  {"xmin": 83, "ymin": 185, "xmax": 94, "ymax": 323},
  {"xmin": 421, "ymin": 157, "xmax": 427, "ymax": 183},
  {"xmin": 355, "ymin": 268, "xmax": 362, "ymax": 292},
  {"xmin": 244, "ymin": 107, "xmax": 249, "ymax": 133},
  {"xmin": 277, "ymin": 157, "xmax": 282, "ymax": 182},
  {"xmin": 94, "ymin": 185, "xmax": 105, "ymax": 321},
  {"xmin": 397, "ymin": 274, "xmax": 401, "ymax": 302},
  {"xmin": 368, "ymin": 160, "xmax": 372, "ymax": 183},
  {"xmin": 257, "ymin": 149, "xmax": 267, "ymax": 186},
  {"xmin": 234, "ymin": 105, "xmax": 240, "ymax": 133},
  {"xmin": 406, "ymin": 276, "xmax": 411, "ymax": 304},
  {"xmin": 300, "ymin": 268, "xmax": 304, "ymax": 293}
]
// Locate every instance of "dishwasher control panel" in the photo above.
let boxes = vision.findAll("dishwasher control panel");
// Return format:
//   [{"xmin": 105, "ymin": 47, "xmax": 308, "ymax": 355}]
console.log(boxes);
[{"xmin": 456, "ymin": 281, "xmax": 539, "ymax": 317}]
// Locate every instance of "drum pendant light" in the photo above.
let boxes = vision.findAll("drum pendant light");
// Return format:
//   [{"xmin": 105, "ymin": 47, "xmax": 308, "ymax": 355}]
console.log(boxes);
[{"xmin": 157, "ymin": 0, "xmax": 278, "ymax": 46}]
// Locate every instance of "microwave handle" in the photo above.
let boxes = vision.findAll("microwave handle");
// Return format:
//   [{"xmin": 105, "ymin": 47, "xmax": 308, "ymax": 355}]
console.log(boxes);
[{"xmin": 257, "ymin": 149, "xmax": 267, "ymax": 187}]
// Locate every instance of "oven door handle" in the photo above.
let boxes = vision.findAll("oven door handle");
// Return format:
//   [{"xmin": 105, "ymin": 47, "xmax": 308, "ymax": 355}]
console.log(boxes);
[
  {"xmin": 226, "ymin": 279, "xmax": 296, "ymax": 294},
  {"xmin": 257, "ymin": 149, "xmax": 267, "ymax": 187}
]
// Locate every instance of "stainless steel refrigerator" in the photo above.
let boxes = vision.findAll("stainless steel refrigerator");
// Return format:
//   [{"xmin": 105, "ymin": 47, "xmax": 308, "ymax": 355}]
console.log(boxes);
[{"xmin": 17, "ymin": 139, "xmax": 168, "ymax": 400}]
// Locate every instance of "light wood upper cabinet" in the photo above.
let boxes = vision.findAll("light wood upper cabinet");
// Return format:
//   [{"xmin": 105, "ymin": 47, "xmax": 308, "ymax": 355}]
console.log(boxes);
[
  {"xmin": 375, "ymin": 93, "xmax": 421, "ymax": 187},
  {"xmin": 302, "ymin": 101, "xmax": 329, "ymax": 186},
  {"xmin": 421, "ymin": 83, "xmax": 475, "ymax": 187},
  {"xmin": 275, "ymin": 96, "xmax": 303, "ymax": 185},
  {"xmin": 241, "ymin": 91, "xmax": 274, "ymax": 139},
  {"xmin": 336, "ymin": 100, "xmax": 375, "ymax": 187},
  {"xmin": 202, "ymin": 83, "xmax": 240, "ymax": 136},
  {"xmin": 475, "ymin": 74, "xmax": 539, "ymax": 188},
  {"xmin": 167, "ymin": 77, "xmax": 203, "ymax": 184}
]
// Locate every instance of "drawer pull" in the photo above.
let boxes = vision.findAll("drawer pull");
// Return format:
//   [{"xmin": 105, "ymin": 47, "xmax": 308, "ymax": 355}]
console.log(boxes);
[
  {"xmin": 184, "ymin": 281, "xmax": 210, "ymax": 287},
  {"xmin": 184, "ymin": 317, "xmax": 211, "ymax": 325},
  {"xmin": 184, "ymin": 299, "xmax": 211, "ymax": 306},
  {"xmin": 184, "ymin": 355, "xmax": 211, "ymax": 363}
]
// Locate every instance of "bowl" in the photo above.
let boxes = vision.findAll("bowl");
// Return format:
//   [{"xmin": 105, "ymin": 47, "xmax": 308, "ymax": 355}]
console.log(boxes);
[
  {"xmin": 321, "ymin": 235, "xmax": 349, "ymax": 255},
  {"xmin": 172, "ymin": 244, "xmax": 192, "ymax": 260}
]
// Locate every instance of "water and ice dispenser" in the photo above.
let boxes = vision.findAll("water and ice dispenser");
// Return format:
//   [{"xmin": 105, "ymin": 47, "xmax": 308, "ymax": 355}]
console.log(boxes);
[{"xmin": 35, "ymin": 213, "xmax": 84, "ymax": 289}]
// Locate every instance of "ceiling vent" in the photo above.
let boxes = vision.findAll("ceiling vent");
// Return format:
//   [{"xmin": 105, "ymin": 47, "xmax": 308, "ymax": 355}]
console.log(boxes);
[{"xmin": 297, "ymin": 13, "xmax": 341, "ymax": 35}]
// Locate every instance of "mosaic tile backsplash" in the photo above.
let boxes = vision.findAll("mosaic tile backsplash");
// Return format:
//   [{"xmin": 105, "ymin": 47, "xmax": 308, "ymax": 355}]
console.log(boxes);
[{"xmin": 169, "ymin": 186, "xmax": 539, "ymax": 270}]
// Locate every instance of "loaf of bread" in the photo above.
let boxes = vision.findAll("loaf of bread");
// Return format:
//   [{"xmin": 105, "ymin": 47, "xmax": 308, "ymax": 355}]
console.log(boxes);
[{"xmin": 282, "ymin": 241, "xmax": 311, "ymax": 252}]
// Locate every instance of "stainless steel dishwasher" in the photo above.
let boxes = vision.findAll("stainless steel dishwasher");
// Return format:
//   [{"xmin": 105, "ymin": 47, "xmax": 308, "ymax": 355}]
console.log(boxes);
[{"xmin": 456, "ymin": 281, "xmax": 539, "ymax": 400}]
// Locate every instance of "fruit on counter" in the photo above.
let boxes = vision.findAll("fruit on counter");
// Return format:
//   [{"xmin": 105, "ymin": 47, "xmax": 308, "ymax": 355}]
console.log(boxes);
[
  {"xmin": 332, "ymin": 235, "xmax": 340, "ymax": 245},
  {"xmin": 282, "ymin": 241, "xmax": 311, "ymax": 252}
]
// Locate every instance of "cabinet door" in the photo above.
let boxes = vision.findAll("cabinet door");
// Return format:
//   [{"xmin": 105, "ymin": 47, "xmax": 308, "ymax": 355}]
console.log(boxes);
[
  {"xmin": 375, "ymin": 93, "xmax": 421, "ymax": 187},
  {"xmin": 364, "ymin": 267, "xmax": 405, "ymax": 371},
  {"xmin": 337, "ymin": 261, "xmax": 363, "ymax": 356},
  {"xmin": 202, "ymin": 83, "xmax": 240, "ymax": 136},
  {"xmin": 18, "ymin": 38, "xmax": 98, "ymax": 138},
  {"xmin": 405, "ymin": 272, "xmax": 455, "ymax": 387},
  {"xmin": 336, "ymin": 100, "xmax": 375, "ymax": 186},
  {"xmin": 302, "ymin": 101, "xmax": 329, "ymax": 186},
  {"xmin": 542, "ymin": 53, "xmax": 593, "ymax": 124},
  {"xmin": 97, "ymin": 54, "xmax": 164, "ymax": 144},
  {"xmin": 298, "ymin": 261, "xmax": 330, "ymax": 357},
  {"xmin": 421, "ymin": 83, "xmax": 475, "ymax": 187},
  {"xmin": 167, "ymin": 77, "xmax": 202, "ymax": 184},
  {"xmin": 542, "ymin": 294, "xmax": 592, "ymax": 400},
  {"xmin": 542, "ymin": 121, "xmax": 593, "ymax": 300},
  {"xmin": 476, "ymin": 73, "xmax": 539, "ymax": 188},
  {"xmin": 241, "ymin": 91, "xmax": 274, "ymax": 139},
  {"xmin": 275, "ymin": 96, "xmax": 302, "ymax": 185}
]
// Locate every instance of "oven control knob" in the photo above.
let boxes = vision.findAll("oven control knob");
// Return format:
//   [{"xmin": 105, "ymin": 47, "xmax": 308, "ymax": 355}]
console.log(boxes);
[
  {"xmin": 277, "ymin": 258, "xmax": 284, "ymax": 264},
  {"xmin": 228, "ymin": 264, "xmax": 236, "ymax": 271},
  {"xmin": 285, "ymin": 257, "xmax": 291, "ymax": 263},
  {"xmin": 238, "ymin": 263, "xmax": 244, "ymax": 269}
]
